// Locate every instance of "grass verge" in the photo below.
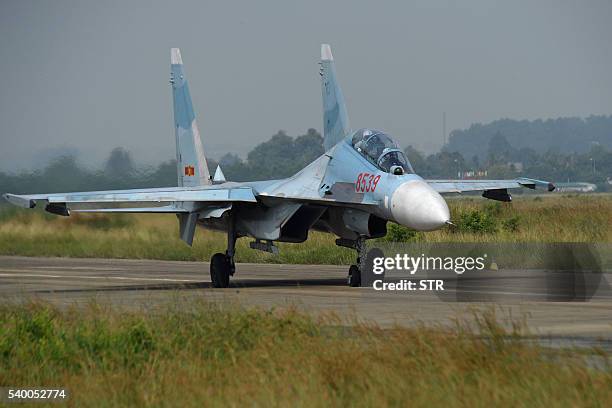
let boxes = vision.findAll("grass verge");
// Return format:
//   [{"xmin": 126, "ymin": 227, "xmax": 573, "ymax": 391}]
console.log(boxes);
[
  {"xmin": 0, "ymin": 195, "xmax": 610, "ymax": 264},
  {"xmin": 0, "ymin": 301, "xmax": 609, "ymax": 407}
]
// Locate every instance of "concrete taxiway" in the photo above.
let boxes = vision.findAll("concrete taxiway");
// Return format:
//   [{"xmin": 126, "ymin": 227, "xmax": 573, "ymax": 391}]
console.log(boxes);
[{"xmin": 0, "ymin": 256, "xmax": 610, "ymax": 345}]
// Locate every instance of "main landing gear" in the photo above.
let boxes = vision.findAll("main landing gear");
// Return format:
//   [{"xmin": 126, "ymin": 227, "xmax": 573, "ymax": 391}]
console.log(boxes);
[
  {"xmin": 210, "ymin": 253, "xmax": 233, "ymax": 288},
  {"xmin": 336, "ymin": 237, "xmax": 366, "ymax": 287},
  {"xmin": 210, "ymin": 217, "xmax": 236, "ymax": 288}
]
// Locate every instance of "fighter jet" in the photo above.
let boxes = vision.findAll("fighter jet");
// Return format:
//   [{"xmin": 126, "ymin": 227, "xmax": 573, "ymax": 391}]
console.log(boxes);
[{"xmin": 3, "ymin": 45, "xmax": 555, "ymax": 287}]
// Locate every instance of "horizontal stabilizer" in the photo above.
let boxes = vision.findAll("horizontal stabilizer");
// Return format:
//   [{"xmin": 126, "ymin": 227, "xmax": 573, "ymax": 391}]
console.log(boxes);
[
  {"xmin": 517, "ymin": 177, "xmax": 556, "ymax": 191},
  {"xmin": 3, "ymin": 194, "xmax": 35, "ymax": 209}
]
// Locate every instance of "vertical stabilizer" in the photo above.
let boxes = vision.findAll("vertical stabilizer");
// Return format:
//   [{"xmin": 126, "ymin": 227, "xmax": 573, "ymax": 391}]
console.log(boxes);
[
  {"xmin": 170, "ymin": 48, "xmax": 211, "ymax": 187},
  {"xmin": 320, "ymin": 44, "xmax": 350, "ymax": 151}
]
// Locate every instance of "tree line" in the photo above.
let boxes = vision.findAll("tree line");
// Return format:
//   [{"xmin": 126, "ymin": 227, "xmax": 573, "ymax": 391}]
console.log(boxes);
[
  {"xmin": 408, "ymin": 130, "xmax": 611, "ymax": 187},
  {"xmin": 446, "ymin": 115, "xmax": 612, "ymax": 161},
  {"xmin": 0, "ymin": 129, "xmax": 325, "ymax": 196},
  {"xmin": 1, "ymin": 119, "xmax": 611, "ymax": 199}
]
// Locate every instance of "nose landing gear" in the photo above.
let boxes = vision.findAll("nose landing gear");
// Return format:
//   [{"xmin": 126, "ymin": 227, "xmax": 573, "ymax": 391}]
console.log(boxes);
[
  {"xmin": 336, "ymin": 237, "xmax": 367, "ymax": 287},
  {"xmin": 348, "ymin": 264, "xmax": 361, "ymax": 287}
]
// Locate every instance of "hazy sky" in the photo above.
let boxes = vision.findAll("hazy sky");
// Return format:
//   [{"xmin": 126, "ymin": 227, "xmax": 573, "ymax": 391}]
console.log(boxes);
[{"xmin": 1, "ymin": 0, "xmax": 611, "ymax": 171}]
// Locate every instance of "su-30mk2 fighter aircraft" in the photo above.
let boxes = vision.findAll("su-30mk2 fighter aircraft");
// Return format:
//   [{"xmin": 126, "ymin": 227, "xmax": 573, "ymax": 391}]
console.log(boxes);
[{"xmin": 4, "ymin": 45, "xmax": 555, "ymax": 287}]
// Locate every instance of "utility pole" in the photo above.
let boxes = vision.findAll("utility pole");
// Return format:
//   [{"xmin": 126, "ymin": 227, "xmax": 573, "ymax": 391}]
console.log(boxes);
[{"xmin": 442, "ymin": 112, "xmax": 446, "ymax": 149}]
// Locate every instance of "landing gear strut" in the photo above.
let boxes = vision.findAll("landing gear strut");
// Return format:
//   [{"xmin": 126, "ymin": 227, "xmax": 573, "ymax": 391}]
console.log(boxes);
[
  {"xmin": 337, "ymin": 237, "xmax": 366, "ymax": 287},
  {"xmin": 210, "ymin": 216, "xmax": 236, "ymax": 288}
]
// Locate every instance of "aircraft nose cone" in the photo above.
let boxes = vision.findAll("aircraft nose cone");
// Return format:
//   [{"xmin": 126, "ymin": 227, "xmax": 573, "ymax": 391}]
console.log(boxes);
[{"xmin": 390, "ymin": 180, "xmax": 450, "ymax": 231}]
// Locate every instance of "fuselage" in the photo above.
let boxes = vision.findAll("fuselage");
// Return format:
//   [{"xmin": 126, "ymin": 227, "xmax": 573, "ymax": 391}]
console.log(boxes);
[
  {"xmin": 223, "ymin": 130, "xmax": 451, "ymax": 239},
  {"xmin": 320, "ymin": 134, "xmax": 450, "ymax": 231}
]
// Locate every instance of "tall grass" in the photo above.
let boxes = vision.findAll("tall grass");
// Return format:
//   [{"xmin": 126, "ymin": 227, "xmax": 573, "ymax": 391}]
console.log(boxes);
[
  {"xmin": 0, "ymin": 301, "xmax": 609, "ymax": 407},
  {"xmin": 0, "ymin": 195, "xmax": 609, "ymax": 264}
]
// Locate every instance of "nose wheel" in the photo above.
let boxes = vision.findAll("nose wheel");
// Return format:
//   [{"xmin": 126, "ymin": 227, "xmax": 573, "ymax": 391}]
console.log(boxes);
[{"xmin": 348, "ymin": 264, "xmax": 361, "ymax": 287}]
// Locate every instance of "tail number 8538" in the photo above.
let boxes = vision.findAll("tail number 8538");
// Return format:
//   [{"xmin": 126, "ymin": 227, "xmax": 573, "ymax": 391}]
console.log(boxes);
[{"xmin": 355, "ymin": 172, "xmax": 381, "ymax": 193}]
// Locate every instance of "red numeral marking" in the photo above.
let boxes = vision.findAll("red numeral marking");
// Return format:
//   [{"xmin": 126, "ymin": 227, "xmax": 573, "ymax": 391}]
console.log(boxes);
[
  {"xmin": 367, "ymin": 174, "xmax": 374, "ymax": 192},
  {"xmin": 355, "ymin": 172, "xmax": 381, "ymax": 192},
  {"xmin": 372, "ymin": 175, "xmax": 381, "ymax": 191}
]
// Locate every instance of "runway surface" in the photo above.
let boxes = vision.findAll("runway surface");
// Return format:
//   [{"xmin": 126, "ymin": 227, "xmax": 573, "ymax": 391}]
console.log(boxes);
[{"xmin": 1, "ymin": 256, "xmax": 611, "ymax": 347}]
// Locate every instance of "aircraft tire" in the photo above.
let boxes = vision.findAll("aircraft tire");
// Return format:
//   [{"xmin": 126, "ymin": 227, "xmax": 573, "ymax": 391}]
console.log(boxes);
[
  {"xmin": 210, "ymin": 253, "xmax": 230, "ymax": 288},
  {"xmin": 348, "ymin": 264, "xmax": 361, "ymax": 287}
]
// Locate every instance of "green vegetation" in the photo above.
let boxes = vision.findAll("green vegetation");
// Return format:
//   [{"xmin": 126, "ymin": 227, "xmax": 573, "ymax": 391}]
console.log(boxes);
[
  {"xmin": 0, "ymin": 301, "xmax": 609, "ymax": 407},
  {"xmin": 447, "ymin": 116, "xmax": 612, "ymax": 157},
  {"xmin": 452, "ymin": 208, "xmax": 498, "ymax": 234},
  {"xmin": 219, "ymin": 128, "xmax": 324, "ymax": 181},
  {"xmin": 2, "ymin": 117, "xmax": 612, "ymax": 201},
  {"xmin": 403, "ymin": 116, "xmax": 612, "ymax": 189},
  {"xmin": 0, "ymin": 195, "xmax": 609, "ymax": 263},
  {"xmin": 0, "ymin": 129, "xmax": 325, "ymax": 197},
  {"xmin": 383, "ymin": 223, "xmax": 424, "ymax": 242},
  {"xmin": 501, "ymin": 215, "xmax": 521, "ymax": 232},
  {"xmin": 443, "ymin": 115, "xmax": 612, "ymax": 187}
]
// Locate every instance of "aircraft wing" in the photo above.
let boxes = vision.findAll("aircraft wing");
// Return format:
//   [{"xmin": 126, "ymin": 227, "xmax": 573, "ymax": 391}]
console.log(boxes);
[
  {"xmin": 427, "ymin": 177, "xmax": 555, "ymax": 194},
  {"xmin": 425, "ymin": 178, "xmax": 555, "ymax": 201},
  {"xmin": 3, "ymin": 185, "xmax": 257, "ymax": 212}
]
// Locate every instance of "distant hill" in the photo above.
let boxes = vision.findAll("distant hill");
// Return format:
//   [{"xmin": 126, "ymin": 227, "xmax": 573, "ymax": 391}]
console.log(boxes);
[{"xmin": 446, "ymin": 115, "xmax": 612, "ymax": 160}]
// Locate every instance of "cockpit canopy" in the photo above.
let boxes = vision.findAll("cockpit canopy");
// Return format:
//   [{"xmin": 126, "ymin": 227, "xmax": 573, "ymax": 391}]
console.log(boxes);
[{"xmin": 350, "ymin": 129, "xmax": 414, "ymax": 175}]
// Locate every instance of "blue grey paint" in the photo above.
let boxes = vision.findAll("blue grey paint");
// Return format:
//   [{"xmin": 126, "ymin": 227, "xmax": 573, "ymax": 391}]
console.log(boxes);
[
  {"xmin": 171, "ymin": 63, "xmax": 195, "ymax": 129},
  {"xmin": 171, "ymin": 49, "xmax": 210, "ymax": 187},
  {"xmin": 320, "ymin": 53, "xmax": 350, "ymax": 151}
]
